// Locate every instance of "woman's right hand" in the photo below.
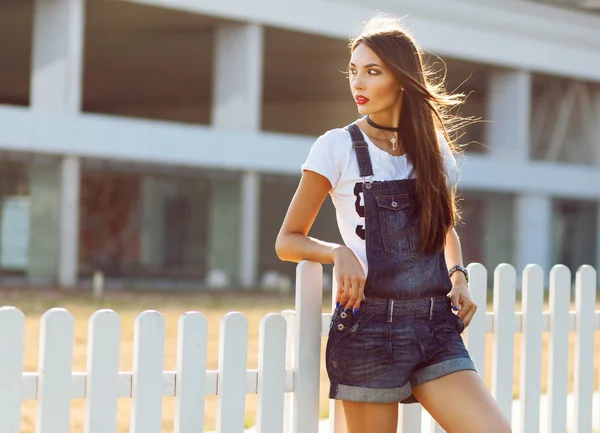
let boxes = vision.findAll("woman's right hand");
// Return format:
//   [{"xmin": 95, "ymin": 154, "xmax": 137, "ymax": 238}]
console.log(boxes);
[{"xmin": 332, "ymin": 246, "xmax": 366, "ymax": 314}]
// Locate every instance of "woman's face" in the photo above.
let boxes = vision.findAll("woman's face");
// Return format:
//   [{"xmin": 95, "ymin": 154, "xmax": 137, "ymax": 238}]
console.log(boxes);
[{"xmin": 348, "ymin": 43, "xmax": 403, "ymax": 116}]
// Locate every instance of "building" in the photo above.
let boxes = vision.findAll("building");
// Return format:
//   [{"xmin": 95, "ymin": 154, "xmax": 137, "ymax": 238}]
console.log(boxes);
[{"xmin": 0, "ymin": 0, "xmax": 599, "ymax": 289}]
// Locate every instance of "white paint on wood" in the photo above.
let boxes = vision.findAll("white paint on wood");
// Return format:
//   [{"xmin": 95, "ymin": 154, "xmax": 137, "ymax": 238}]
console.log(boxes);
[
  {"xmin": 36, "ymin": 308, "xmax": 74, "ymax": 433},
  {"xmin": 518, "ymin": 265, "xmax": 544, "ymax": 433},
  {"xmin": 281, "ymin": 310, "xmax": 296, "ymax": 433},
  {"xmin": 130, "ymin": 311, "xmax": 165, "ymax": 433},
  {"xmin": 547, "ymin": 265, "xmax": 571, "ymax": 433},
  {"xmin": 175, "ymin": 312, "xmax": 208, "ymax": 433},
  {"xmin": 491, "ymin": 264, "xmax": 516, "ymax": 421},
  {"xmin": 0, "ymin": 307, "xmax": 25, "ymax": 433},
  {"xmin": 217, "ymin": 312, "xmax": 249, "ymax": 432},
  {"xmin": 398, "ymin": 403, "xmax": 422, "ymax": 432},
  {"xmin": 256, "ymin": 314, "xmax": 287, "ymax": 433},
  {"xmin": 573, "ymin": 265, "xmax": 597, "ymax": 433},
  {"xmin": 329, "ymin": 274, "xmax": 347, "ymax": 433},
  {"xmin": 465, "ymin": 263, "xmax": 488, "ymax": 380},
  {"xmin": 85, "ymin": 309, "xmax": 121, "ymax": 433},
  {"xmin": 293, "ymin": 261, "xmax": 323, "ymax": 433}
]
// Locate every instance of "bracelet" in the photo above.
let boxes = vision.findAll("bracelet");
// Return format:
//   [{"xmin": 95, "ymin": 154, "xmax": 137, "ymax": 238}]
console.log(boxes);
[{"xmin": 448, "ymin": 265, "xmax": 469, "ymax": 283}]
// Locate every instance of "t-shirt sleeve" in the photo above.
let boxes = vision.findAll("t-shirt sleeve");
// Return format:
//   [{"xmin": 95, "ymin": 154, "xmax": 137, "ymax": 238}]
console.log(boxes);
[
  {"xmin": 301, "ymin": 131, "xmax": 343, "ymax": 190},
  {"xmin": 437, "ymin": 131, "xmax": 459, "ymax": 186}
]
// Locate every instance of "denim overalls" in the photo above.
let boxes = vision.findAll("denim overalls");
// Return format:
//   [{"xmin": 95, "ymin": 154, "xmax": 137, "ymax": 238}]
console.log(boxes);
[{"xmin": 326, "ymin": 123, "xmax": 476, "ymax": 404}]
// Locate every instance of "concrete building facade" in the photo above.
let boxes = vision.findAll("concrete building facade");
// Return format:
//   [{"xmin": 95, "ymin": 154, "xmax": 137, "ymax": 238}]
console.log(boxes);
[{"xmin": 0, "ymin": 0, "xmax": 599, "ymax": 288}]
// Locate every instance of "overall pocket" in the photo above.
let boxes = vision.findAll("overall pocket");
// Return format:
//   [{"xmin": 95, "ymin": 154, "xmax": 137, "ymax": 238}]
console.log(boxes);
[
  {"xmin": 327, "ymin": 312, "xmax": 392, "ymax": 382},
  {"xmin": 327, "ymin": 310, "xmax": 374, "ymax": 350},
  {"xmin": 432, "ymin": 309, "xmax": 466, "ymax": 353},
  {"xmin": 375, "ymin": 194, "xmax": 420, "ymax": 258}
]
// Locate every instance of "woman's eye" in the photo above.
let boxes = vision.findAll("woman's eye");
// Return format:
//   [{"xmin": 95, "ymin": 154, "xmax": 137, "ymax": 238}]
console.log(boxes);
[
  {"xmin": 368, "ymin": 69, "xmax": 379, "ymax": 75},
  {"xmin": 348, "ymin": 69, "xmax": 357, "ymax": 75}
]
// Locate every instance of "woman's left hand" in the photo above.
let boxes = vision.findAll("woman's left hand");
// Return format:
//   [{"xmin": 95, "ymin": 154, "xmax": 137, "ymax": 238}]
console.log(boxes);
[{"xmin": 448, "ymin": 283, "xmax": 477, "ymax": 327}]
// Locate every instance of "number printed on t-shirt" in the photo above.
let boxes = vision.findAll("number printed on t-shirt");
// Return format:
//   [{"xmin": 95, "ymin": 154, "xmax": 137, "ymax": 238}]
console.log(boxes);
[{"xmin": 353, "ymin": 182, "xmax": 365, "ymax": 240}]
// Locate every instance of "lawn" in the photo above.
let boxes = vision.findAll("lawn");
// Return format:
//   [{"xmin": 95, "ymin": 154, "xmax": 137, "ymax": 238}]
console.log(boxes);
[{"xmin": 2, "ymin": 288, "xmax": 599, "ymax": 432}]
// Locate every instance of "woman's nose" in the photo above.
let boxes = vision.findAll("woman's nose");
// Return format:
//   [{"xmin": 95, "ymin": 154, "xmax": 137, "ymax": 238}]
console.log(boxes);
[{"xmin": 352, "ymin": 76, "xmax": 364, "ymax": 91}]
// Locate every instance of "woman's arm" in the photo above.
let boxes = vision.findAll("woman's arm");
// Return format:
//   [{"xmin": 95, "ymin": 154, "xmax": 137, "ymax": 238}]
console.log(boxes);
[
  {"xmin": 275, "ymin": 170, "xmax": 341, "ymax": 264},
  {"xmin": 276, "ymin": 170, "xmax": 367, "ymax": 312},
  {"xmin": 444, "ymin": 228, "xmax": 468, "ymax": 287},
  {"xmin": 444, "ymin": 228, "xmax": 477, "ymax": 326}
]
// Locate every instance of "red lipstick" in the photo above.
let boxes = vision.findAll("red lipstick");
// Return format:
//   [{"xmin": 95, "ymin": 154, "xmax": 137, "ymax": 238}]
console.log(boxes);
[{"xmin": 355, "ymin": 95, "xmax": 369, "ymax": 105}]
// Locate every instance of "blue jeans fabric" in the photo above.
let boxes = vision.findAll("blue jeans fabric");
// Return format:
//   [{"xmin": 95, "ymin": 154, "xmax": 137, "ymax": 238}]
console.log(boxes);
[
  {"xmin": 325, "ymin": 124, "xmax": 476, "ymax": 403},
  {"xmin": 326, "ymin": 296, "xmax": 475, "ymax": 403}
]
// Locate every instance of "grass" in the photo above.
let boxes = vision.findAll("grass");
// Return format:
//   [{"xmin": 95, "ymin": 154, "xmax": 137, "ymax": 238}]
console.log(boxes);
[{"xmin": 2, "ymin": 288, "xmax": 599, "ymax": 432}]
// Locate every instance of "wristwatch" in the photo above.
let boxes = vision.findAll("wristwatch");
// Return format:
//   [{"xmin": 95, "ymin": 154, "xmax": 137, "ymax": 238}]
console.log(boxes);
[{"xmin": 448, "ymin": 265, "xmax": 469, "ymax": 283}]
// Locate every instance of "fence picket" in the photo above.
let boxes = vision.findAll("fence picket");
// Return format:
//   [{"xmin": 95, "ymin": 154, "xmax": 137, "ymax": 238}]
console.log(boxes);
[
  {"xmin": 36, "ymin": 308, "xmax": 74, "ymax": 433},
  {"xmin": 518, "ymin": 265, "xmax": 544, "ymax": 433},
  {"xmin": 85, "ymin": 309, "xmax": 121, "ymax": 433},
  {"xmin": 329, "ymin": 272, "xmax": 347, "ymax": 433},
  {"xmin": 256, "ymin": 314, "xmax": 287, "ymax": 433},
  {"xmin": 174, "ymin": 312, "xmax": 208, "ymax": 433},
  {"xmin": 547, "ymin": 265, "xmax": 571, "ymax": 433},
  {"xmin": 293, "ymin": 261, "xmax": 323, "ymax": 433},
  {"xmin": 0, "ymin": 307, "xmax": 25, "ymax": 433},
  {"xmin": 573, "ymin": 265, "xmax": 597, "ymax": 433},
  {"xmin": 398, "ymin": 403, "xmax": 422, "ymax": 432},
  {"xmin": 130, "ymin": 311, "xmax": 165, "ymax": 433},
  {"xmin": 281, "ymin": 310, "xmax": 295, "ymax": 433},
  {"xmin": 491, "ymin": 264, "xmax": 516, "ymax": 421},
  {"xmin": 465, "ymin": 263, "xmax": 487, "ymax": 379},
  {"xmin": 428, "ymin": 414, "xmax": 444, "ymax": 433},
  {"xmin": 217, "ymin": 312, "xmax": 248, "ymax": 433}
]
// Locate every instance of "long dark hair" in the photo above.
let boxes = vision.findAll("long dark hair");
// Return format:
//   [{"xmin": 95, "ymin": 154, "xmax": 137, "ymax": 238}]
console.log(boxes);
[{"xmin": 350, "ymin": 16, "xmax": 471, "ymax": 254}]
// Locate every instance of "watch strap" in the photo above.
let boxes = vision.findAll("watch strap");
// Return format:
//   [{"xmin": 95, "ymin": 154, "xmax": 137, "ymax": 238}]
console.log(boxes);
[{"xmin": 448, "ymin": 265, "xmax": 469, "ymax": 283}]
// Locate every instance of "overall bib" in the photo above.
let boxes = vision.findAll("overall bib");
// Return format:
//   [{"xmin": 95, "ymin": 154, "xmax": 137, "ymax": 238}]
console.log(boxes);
[{"xmin": 326, "ymin": 123, "xmax": 476, "ymax": 403}]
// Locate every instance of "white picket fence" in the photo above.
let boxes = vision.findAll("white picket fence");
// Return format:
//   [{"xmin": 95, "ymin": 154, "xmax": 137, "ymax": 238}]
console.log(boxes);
[{"xmin": 0, "ymin": 262, "xmax": 598, "ymax": 433}]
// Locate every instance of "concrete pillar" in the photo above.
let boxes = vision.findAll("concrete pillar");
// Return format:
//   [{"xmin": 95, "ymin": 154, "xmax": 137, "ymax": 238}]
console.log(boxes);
[
  {"xmin": 58, "ymin": 157, "xmax": 80, "ymax": 287},
  {"xmin": 30, "ymin": 0, "xmax": 85, "ymax": 286},
  {"xmin": 485, "ymin": 69, "xmax": 532, "ymax": 161},
  {"xmin": 28, "ymin": 163, "xmax": 61, "ymax": 281},
  {"xmin": 207, "ymin": 177, "xmax": 241, "ymax": 284},
  {"xmin": 514, "ymin": 194, "xmax": 552, "ymax": 275},
  {"xmin": 593, "ymin": 86, "xmax": 600, "ymax": 165},
  {"xmin": 31, "ymin": 0, "xmax": 85, "ymax": 113},
  {"xmin": 240, "ymin": 171, "xmax": 260, "ymax": 288},
  {"xmin": 209, "ymin": 23, "xmax": 264, "ymax": 288},
  {"xmin": 212, "ymin": 23, "xmax": 263, "ymax": 130}
]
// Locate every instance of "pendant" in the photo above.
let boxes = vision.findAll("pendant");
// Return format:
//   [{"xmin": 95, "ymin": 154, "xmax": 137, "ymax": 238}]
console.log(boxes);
[{"xmin": 391, "ymin": 136, "xmax": 397, "ymax": 151}]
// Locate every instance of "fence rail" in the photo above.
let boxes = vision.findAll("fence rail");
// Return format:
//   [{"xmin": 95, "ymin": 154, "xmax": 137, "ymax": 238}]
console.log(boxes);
[{"xmin": 0, "ymin": 262, "xmax": 598, "ymax": 433}]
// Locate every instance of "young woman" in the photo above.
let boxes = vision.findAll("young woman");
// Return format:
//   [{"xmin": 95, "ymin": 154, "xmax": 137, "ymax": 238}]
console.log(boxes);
[{"xmin": 275, "ymin": 15, "xmax": 511, "ymax": 433}]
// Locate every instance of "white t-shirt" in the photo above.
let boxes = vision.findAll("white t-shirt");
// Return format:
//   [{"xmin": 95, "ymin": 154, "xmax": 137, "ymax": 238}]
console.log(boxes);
[{"xmin": 301, "ymin": 124, "xmax": 458, "ymax": 275}]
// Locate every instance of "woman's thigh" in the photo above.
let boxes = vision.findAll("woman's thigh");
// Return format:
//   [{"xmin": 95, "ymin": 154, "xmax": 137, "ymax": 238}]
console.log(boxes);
[
  {"xmin": 412, "ymin": 370, "xmax": 512, "ymax": 433},
  {"xmin": 341, "ymin": 401, "xmax": 398, "ymax": 433}
]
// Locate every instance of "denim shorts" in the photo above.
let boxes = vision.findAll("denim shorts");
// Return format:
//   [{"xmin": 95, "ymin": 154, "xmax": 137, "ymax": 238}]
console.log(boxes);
[{"xmin": 325, "ymin": 295, "xmax": 477, "ymax": 403}]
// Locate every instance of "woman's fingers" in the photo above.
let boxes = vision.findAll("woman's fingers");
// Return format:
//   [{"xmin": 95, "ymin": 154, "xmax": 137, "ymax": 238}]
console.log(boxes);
[
  {"xmin": 351, "ymin": 279, "xmax": 366, "ymax": 314},
  {"xmin": 344, "ymin": 274, "xmax": 365, "ymax": 313},
  {"xmin": 461, "ymin": 303, "xmax": 477, "ymax": 327}
]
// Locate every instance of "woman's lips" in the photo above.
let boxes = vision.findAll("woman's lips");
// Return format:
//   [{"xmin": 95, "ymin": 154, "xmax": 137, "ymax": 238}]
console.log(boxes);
[{"xmin": 355, "ymin": 96, "xmax": 369, "ymax": 105}]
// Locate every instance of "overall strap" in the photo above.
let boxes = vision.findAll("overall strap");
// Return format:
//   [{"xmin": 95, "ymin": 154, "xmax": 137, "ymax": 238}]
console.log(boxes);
[{"xmin": 348, "ymin": 124, "xmax": 374, "ymax": 179}]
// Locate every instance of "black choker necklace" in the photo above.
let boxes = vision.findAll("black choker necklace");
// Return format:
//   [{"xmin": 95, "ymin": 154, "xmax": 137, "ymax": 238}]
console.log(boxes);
[
  {"xmin": 365, "ymin": 115, "xmax": 401, "ymax": 132},
  {"xmin": 365, "ymin": 116, "xmax": 401, "ymax": 150}
]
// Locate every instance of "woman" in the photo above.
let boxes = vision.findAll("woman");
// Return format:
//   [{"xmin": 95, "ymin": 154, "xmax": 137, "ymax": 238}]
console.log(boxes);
[{"xmin": 275, "ymin": 15, "xmax": 511, "ymax": 433}]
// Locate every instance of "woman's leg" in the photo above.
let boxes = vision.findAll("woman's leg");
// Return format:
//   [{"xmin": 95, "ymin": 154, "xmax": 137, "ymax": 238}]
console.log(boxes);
[
  {"xmin": 412, "ymin": 370, "xmax": 511, "ymax": 433},
  {"xmin": 342, "ymin": 401, "xmax": 398, "ymax": 433}
]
